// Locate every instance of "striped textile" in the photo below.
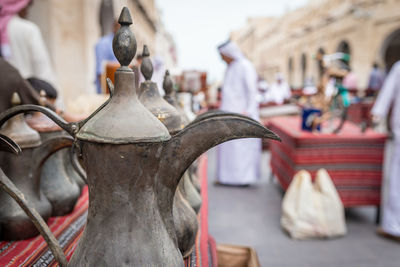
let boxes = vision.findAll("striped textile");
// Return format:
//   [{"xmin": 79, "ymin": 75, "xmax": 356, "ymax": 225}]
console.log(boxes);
[
  {"xmin": 268, "ymin": 116, "xmax": 386, "ymax": 207},
  {"xmin": 0, "ymin": 187, "xmax": 89, "ymax": 266},
  {"xmin": 0, "ymin": 155, "xmax": 215, "ymax": 266}
]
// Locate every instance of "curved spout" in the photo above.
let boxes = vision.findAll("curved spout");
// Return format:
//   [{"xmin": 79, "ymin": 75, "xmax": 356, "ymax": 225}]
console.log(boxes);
[
  {"xmin": 163, "ymin": 115, "xmax": 280, "ymax": 187},
  {"xmin": 187, "ymin": 110, "xmax": 261, "ymax": 128}
]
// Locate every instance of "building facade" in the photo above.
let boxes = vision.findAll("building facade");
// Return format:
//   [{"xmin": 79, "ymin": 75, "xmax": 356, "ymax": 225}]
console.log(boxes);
[
  {"xmin": 231, "ymin": 0, "xmax": 400, "ymax": 89},
  {"xmin": 26, "ymin": 0, "xmax": 176, "ymax": 108}
]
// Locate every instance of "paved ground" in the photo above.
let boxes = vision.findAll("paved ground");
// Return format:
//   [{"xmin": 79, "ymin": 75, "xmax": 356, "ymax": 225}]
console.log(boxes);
[{"xmin": 207, "ymin": 149, "xmax": 399, "ymax": 267}]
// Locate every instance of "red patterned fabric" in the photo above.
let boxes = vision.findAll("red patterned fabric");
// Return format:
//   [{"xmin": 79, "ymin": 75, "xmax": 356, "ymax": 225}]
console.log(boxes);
[
  {"xmin": 199, "ymin": 155, "xmax": 209, "ymax": 267},
  {"xmin": 0, "ymin": 155, "xmax": 215, "ymax": 266},
  {"xmin": 0, "ymin": 187, "xmax": 89, "ymax": 266},
  {"xmin": 269, "ymin": 116, "xmax": 386, "ymax": 207},
  {"xmin": 347, "ymin": 102, "xmax": 373, "ymax": 126}
]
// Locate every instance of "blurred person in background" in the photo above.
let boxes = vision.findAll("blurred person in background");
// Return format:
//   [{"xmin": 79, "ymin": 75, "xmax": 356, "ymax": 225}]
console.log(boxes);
[
  {"xmin": 368, "ymin": 62, "xmax": 385, "ymax": 92},
  {"xmin": 0, "ymin": 57, "xmax": 41, "ymax": 112},
  {"xmin": 342, "ymin": 67, "xmax": 358, "ymax": 91},
  {"xmin": 152, "ymin": 56, "xmax": 165, "ymax": 96},
  {"xmin": 0, "ymin": 0, "xmax": 57, "ymax": 90},
  {"xmin": 372, "ymin": 60, "xmax": 400, "ymax": 241},
  {"xmin": 265, "ymin": 73, "xmax": 291, "ymax": 105},
  {"xmin": 216, "ymin": 40, "xmax": 261, "ymax": 186},
  {"xmin": 0, "ymin": 58, "xmax": 80, "ymax": 122},
  {"xmin": 133, "ymin": 54, "xmax": 144, "ymax": 85},
  {"xmin": 256, "ymin": 77, "xmax": 269, "ymax": 103},
  {"xmin": 95, "ymin": 20, "xmax": 119, "ymax": 93}
]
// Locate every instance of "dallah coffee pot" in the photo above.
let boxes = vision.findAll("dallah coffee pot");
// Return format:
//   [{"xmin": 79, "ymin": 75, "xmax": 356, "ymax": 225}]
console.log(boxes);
[
  {"xmin": 163, "ymin": 71, "xmax": 202, "ymax": 193},
  {"xmin": 0, "ymin": 93, "xmax": 73, "ymax": 240},
  {"xmin": 27, "ymin": 105, "xmax": 81, "ymax": 216},
  {"xmin": 137, "ymin": 46, "xmax": 200, "ymax": 257},
  {"xmin": 0, "ymin": 7, "xmax": 280, "ymax": 266}
]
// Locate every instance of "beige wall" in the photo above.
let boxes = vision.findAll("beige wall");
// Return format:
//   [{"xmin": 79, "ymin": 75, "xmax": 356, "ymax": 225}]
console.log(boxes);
[
  {"xmin": 27, "ymin": 0, "xmax": 175, "ymax": 110},
  {"xmin": 232, "ymin": 0, "xmax": 400, "ymax": 89}
]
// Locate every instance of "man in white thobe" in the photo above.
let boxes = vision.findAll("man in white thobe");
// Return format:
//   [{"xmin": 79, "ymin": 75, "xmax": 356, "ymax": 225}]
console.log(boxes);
[
  {"xmin": 265, "ymin": 73, "xmax": 291, "ymax": 105},
  {"xmin": 217, "ymin": 41, "xmax": 261, "ymax": 186},
  {"xmin": 1, "ymin": 0, "xmax": 56, "ymax": 87},
  {"xmin": 372, "ymin": 60, "xmax": 400, "ymax": 240}
]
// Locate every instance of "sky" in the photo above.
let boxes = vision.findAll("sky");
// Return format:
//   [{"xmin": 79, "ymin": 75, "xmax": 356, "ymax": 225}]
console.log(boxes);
[{"xmin": 155, "ymin": 0, "xmax": 308, "ymax": 83}]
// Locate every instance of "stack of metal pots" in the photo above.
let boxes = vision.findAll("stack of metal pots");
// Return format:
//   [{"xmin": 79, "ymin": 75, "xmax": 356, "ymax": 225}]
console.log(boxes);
[{"xmin": 0, "ymin": 6, "xmax": 280, "ymax": 266}]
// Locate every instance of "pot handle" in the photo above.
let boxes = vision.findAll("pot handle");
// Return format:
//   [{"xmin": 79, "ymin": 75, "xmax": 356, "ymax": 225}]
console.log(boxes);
[
  {"xmin": 0, "ymin": 136, "xmax": 68, "ymax": 267},
  {"xmin": 33, "ymin": 137, "xmax": 75, "ymax": 183},
  {"xmin": 69, "ymin": 146, "xmax": 88, "ymax": 184}
]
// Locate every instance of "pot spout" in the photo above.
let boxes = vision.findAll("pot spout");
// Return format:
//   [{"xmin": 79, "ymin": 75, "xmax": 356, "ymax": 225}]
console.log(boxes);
[{"xmin": 163, "ymin": 114, "xmax": 281, "ymax": 187}]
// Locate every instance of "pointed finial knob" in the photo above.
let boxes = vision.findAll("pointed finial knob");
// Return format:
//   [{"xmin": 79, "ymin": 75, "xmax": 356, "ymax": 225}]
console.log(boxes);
[
  {"xmin": 163, "ymin": 70, "xmax": 173, "ymax": 95},
  {"xmin": 140, "ymin": 45, "xmax": 153, "ymax": 81},
  {"xmin": 112, "ymin": 7, "xmax": 137, "ymax": 67},
  {"xmin": 11, "ymin": 92, "xmax": 21, "ymax": 106}
]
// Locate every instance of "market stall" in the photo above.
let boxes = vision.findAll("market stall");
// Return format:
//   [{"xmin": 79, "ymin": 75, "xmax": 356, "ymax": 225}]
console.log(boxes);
[{"xmin": 269, "ymin": 116, "xmax": 386, "ymax": 209}]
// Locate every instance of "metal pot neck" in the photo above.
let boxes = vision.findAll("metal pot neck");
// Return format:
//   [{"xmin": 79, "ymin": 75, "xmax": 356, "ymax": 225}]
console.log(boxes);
[{"xmin": 75, "ymin": 8, "xmax": 170, "ymax": 144}]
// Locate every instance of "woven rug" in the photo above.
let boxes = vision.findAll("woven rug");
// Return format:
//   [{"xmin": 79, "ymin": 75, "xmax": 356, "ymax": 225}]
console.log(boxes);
[
  {"xmin": 0, "ymin": 186, "xmax": 89, "ymax": 266},
  {"xmin": 268, "ymin": 116, "xmax": 386, "ymax": 207},
  {"xmin": 0, "ymin": 155, "xmax": 213, "ymax": 266}
]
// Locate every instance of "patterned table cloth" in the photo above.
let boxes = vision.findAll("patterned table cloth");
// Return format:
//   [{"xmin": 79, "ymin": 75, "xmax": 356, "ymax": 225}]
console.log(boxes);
[
  {"xmin": 0, "ymin": 155, "xmax": 214, "ymax": 267},
  {"xmin": 268, "ymin": 116, "xmax": 386, "ymax": 207}
]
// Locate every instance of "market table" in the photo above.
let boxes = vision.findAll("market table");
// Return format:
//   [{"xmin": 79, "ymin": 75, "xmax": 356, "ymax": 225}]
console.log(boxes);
[
  {"xmin": 347, "ymin": 100, "xmax": 374, "ymax": 127},
  {"xmin": 268, "ymin": 116, "xmax": 386, "ymax": 208},
  {"xmin": 0, "ymin": 155, "xmax": 215, "ymax": 267}
]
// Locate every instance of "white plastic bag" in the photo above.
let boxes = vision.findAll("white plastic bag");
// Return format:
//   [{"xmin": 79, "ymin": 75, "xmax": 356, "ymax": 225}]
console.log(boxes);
[{"xmin": 281, "ymin": 169, "xmax": 347, "ymax": 239}]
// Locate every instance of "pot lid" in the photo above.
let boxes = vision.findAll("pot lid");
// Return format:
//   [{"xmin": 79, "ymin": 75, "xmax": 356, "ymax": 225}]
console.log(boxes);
[
  {"xmin": 0, "ymin": 93, "xmax": 41, "ymax": 148},
  {"xmin": 138, "ymin": 46, "xmax": 183, "ymax": 134},
  {"xmin": 76, "ymin": 7, "xmax": 170, "ymax": 144}
]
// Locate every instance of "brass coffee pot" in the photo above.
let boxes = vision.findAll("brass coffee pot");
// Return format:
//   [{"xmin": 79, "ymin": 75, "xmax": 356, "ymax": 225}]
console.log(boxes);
[
  {"xmin": 0, "ymin": 7, "xmax": 280, "ymax": 266},
  {"xmin": 0, "ymin": 93, "xmax": 73, "ymax": 240}
]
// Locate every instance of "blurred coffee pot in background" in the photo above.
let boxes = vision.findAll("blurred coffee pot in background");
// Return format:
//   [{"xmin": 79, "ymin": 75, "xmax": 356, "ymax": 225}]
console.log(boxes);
[
  {"xmin": 0, "ymin": 93, "xmax": 73, "ymax": 240},
  {"xmin": 27, "ymin": 92, "xmax": 81, "ymax": 216},
  {"xmin": 163, "ymin": 71, "xmax": 202, "ymax": 193},
  {"xmin": 137, "ymin": 46, "xmax": 200, "ymax": 257}
]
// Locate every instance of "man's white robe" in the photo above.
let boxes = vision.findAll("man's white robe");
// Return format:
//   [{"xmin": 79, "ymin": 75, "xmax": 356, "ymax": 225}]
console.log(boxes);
[
  {"xmin": 372, "ymin": 61, "xmax": 400, "ymax": 236},
  {"xmin": 217, "ymin": 42, "xmax": 261, "ymax": 185}
]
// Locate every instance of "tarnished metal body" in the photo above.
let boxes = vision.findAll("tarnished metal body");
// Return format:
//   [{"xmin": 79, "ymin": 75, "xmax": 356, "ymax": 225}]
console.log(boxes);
[
  {"xmin": 70, "ymin": 142, "xmax": 183, "ymax": 266},
  {"xmin": 0, "ymin": 134, "xmax": 69, "ymax": 266},
  {"xmin": 28, "ymin": 114, "xmax": 81, "ymax": 216},
  {"xmin": 40, "ymin": 131, "xmax": 80, "ymax": 216},
  {"xmin": 0, "ymin": 97, "xmax": 73, "ymax": 240},
  {"xmin": 0, "ymin": 145, "xmax": 52, "ymax": 240},
  {"xmin": 174, "ymin": 188, "xmax": 198, "ymax": 258},
  {"xmin": 0, "ymin": 7, "xmax": 280, "ymax": 266}
]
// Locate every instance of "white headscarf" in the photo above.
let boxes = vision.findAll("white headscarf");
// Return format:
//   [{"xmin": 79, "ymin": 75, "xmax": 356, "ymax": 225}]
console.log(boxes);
[{"xmin": 218, "ymin": 41, "xmax": 243, "ymax": 61}]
